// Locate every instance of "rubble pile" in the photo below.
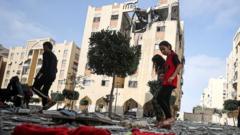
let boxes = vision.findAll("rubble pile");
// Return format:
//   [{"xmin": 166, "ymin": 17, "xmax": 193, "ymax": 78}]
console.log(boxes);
[{"xmin": 1, "ymin": 105, "xmax": 240, "ymax": 135}]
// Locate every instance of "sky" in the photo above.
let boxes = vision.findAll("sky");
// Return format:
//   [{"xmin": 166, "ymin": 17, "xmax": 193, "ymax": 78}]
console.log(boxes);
[{"xmin": 0, "ymin": 0, "xmax": 240, "ymax": 113}]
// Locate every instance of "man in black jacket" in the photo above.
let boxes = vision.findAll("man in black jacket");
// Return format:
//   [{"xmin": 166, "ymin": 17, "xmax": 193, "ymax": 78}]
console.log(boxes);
[{"xmin": 32, "ymin": 41, "xmax": 57, "ymax": 109}]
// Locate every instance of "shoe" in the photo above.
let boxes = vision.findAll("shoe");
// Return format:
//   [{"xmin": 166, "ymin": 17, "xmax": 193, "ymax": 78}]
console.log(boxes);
[{"xmin": 42, "ymin": 100, "xmax": 56, "ymax": 110}]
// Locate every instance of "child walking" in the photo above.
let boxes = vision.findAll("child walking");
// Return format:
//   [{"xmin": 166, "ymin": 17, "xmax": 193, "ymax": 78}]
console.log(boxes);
[{"xmin": 157, "ymin": 41, "xmax": 182, "ymax": 129}]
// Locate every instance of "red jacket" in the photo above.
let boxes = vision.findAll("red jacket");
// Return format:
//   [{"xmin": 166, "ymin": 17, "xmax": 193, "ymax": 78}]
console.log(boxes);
[{"xmin": 162, "ymin": 51, "xmax": 178, "ymax": 88}]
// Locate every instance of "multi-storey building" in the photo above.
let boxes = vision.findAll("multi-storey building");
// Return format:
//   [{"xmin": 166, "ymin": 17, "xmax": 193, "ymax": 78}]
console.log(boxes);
[
  {"xmin": 1, "ymin": 38, "xmax": 80, "ymax": 95},
  {"xmin": 226, "ymin": 28, "xmax": 240, "ymax": 100},
  {"xmin": 0, "ymin": 44, "xmax": 9, "ymax": 87},
  {"xmin": 201, "ymin": 76, "xmax": 226, "ymax": 109},
  {"xmin": 77, "ymin": 0, "xmax": 184, "ymax": 116}
]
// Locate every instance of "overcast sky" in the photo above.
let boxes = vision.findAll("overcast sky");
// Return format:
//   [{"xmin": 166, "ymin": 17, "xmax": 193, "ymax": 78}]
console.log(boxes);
[{"xmin": 0, "ymin": 0, "xmax": 240, "ymax": 112}]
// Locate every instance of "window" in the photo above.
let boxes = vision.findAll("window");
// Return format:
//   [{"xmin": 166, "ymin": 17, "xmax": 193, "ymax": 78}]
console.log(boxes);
[
  {"xmin": 64, "ymin": 49, "xmax": 68, "ymax": 54},
  {"xmin": 63, "ymin": 50, "xmax": 68, "ymax": 58},
  {"xmin": 83, "ymin": 79, "xmax": 91, "ymax": 86},
  {"xmin": 75, "ymin": 54, "xmax": 79, "ymax": 61},
  {"xmin": 58, "ymin": 80, "xmax": 65, "ymax": 85},
  {"xmin": 24, "ymin": 59, "xmax": 31, "ymax": 65},
  {"xmin": 101, "ymin": 80, "xmax": 110, "ymax": 87},
  {"xmin": 28, "ymin": 50, "xmax": 33, "ymax": 56},
  {"xmin": 128, "ymin": 81, "xmax": 138, "ymax": 88},
  {"xmin": 171, "ymin": 5, "xmax": 179, "ymax": 20},
  {"xmin": 61, "ymin": 60, "xmax": 67, "ymax": 68},
  {"xmin": 111, "ymin": 15, "xmax": 119, "ymax": 20},
  {"xmin": 157, "ymin": 26, "xmax": 165, "ymax": 32},
  {"xmin": 93, "ymin": 17, "xmax": 101, "ymax": 23},
  {"xmin": 22, "ymin": 67, "xmax": 29, "ymax": 75}
]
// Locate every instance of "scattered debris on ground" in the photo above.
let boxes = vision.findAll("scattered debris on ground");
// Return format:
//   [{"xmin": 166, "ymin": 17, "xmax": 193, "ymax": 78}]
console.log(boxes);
[{"xmin": 1, "ymin": 105, "xmax": 240, "ymax": 135}]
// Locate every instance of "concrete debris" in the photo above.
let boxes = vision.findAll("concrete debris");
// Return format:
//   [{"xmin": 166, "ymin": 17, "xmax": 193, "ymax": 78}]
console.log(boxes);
[{"xmin": 1, "ymin": 105, "xmax": 240, "ymax": 135}]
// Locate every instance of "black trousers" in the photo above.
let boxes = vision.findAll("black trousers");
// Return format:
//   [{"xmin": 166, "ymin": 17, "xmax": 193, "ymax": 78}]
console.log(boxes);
[
  {"xmin": 152, "ymin": 87, "xmax": 164, "ymax": 121},
  {"xmin": 157, "ymin": 85, "xmax": 175, "ymax": 119},
  {"xmin": 32, "ymin": 74, "xmax": 54, "ymax": 106}
]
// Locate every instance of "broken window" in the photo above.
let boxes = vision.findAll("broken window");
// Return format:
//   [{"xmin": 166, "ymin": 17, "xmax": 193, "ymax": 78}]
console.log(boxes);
[
  {"xmin": 132, "ymin": 8, "xmax": 148, "ymax": 33},
  {"xmin": 153, "ymin": 7, "xmax": 168, "ymax": 21},
  {"xmin": 171, "ymin": 5, "xmax": 179, "ymax": 20}
]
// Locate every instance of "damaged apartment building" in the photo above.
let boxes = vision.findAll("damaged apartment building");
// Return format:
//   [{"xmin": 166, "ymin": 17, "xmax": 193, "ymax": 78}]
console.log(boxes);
[{"xmin": 77, "ymin": 0, "xmax": 184, "ymax": 117}]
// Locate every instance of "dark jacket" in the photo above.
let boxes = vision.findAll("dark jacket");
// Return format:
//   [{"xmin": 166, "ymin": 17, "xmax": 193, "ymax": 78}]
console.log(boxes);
[{"xmin": 39, "ymin": 51, "xmax": 57, "ymax": 80}]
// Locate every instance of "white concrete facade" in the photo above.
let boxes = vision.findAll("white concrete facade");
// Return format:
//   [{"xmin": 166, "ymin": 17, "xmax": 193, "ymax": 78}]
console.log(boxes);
[
  {"xmin": 201, "ymin": 76, "xmax": 226, "ymax": 109},
  {"xmin": 77, "ymin": 0, "xmax": 184, "ymax": 116},
  {"xmin": 0, "ymin": 45, "xmax": 9, "ymax": 87},
  {"xmin": 226, "ymin": 28, "xmax": 240, "ymax": 100}
]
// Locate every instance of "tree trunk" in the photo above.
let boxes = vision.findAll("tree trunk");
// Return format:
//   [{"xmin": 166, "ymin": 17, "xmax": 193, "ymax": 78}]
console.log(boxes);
[
  {"xmin": 108, "ymin": 75, "xmax": 116, "ymax": 118},
  {"xmin": 233, "ymin": 117, "xmax": 236, "ymax": 126},
  {"xmin": 71, "ymin": 100, "xmax": 74, "ymax": 110}
]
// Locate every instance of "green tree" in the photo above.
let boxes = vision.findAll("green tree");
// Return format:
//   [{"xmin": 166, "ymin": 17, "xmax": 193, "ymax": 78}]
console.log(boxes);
[
  {"xmin": 88, "ymin": 30, "xmax": 141, "ymax": 117},
  {"xmin": 224, "ymin": 99, "xmax": 238, "ymax": 111},
  {"xmin": 224, "ymin": 99, "xmax": 239, "ymax": 126},
  {"xmin": 62, "ymin": 89, "xmax": 80, "ymax": 110}
]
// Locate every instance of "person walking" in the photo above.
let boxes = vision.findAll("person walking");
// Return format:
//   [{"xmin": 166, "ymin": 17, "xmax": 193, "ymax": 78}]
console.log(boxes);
[
  {"xmin": 151, "ymin": 54, "xmax": 165, "ymax": 123},
  {"xmin": 32, "ymin": 41, "xmax": 57, "ymax": 110},
  {"xmin": 157, "ymin": 41, "xmax": 182, "ymax": 129}
]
